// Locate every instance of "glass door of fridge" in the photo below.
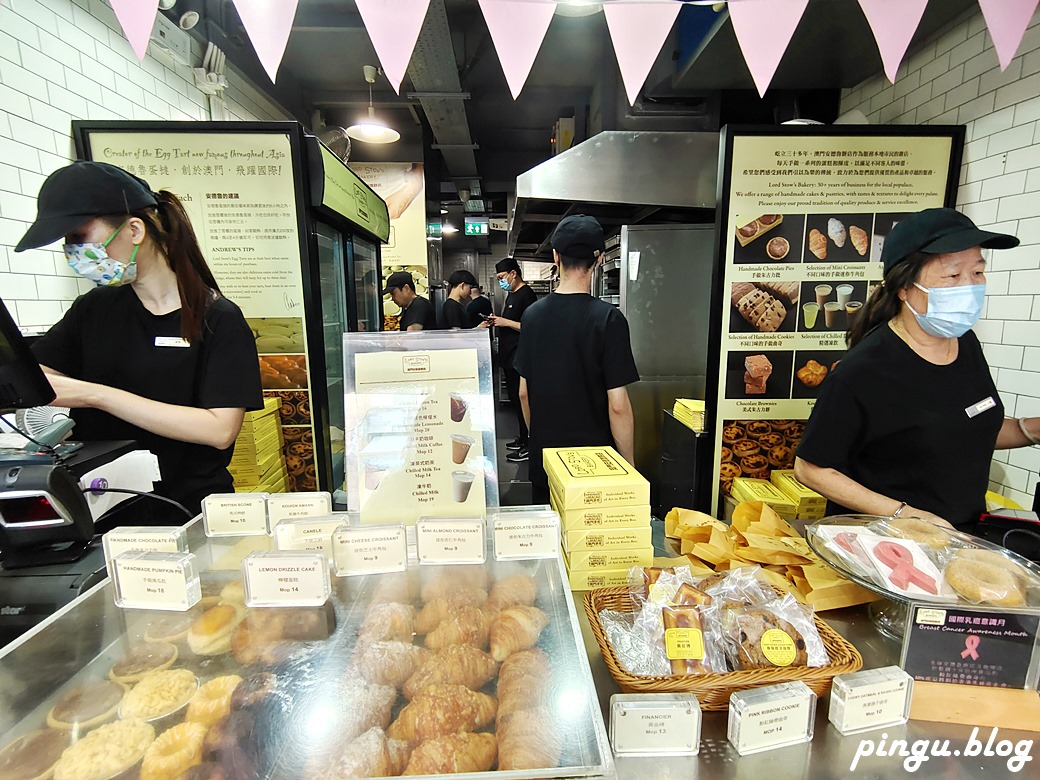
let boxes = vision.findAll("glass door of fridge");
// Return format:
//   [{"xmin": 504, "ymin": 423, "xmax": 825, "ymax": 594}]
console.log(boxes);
[
  {"xmin": 350, "ymin": 235, "xmax": 381, "ymax": 332},
  {"xmin": 314, "ymin": 222, "xmax": 348, "ymax": 500}
]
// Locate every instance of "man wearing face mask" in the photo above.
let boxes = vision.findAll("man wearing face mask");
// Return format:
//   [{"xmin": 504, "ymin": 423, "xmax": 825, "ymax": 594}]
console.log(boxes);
[
  {"xmin": 15, "ymin": 161, "xmax": 262, "ymax": 522},
  {"xmin": 488, "ymin": 257, "xmax": 538, "ymax": 462},
  {"xmin": 795, "ymin": 208, "xmax": 1040, "ymax": 532}
]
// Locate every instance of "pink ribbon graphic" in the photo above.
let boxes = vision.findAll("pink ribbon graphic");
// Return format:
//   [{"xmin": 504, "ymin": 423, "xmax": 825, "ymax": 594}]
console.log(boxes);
[
  {"xmin": 961, "ymin": 634, "xmax": 981, "ymax": 660},
  {"xmin": 835, "ymin": 532, "xmax": 858, "ymax": 554},
  {"xmin": 874, "ymin": 541, "xmax": 938, "ymax": 594}
]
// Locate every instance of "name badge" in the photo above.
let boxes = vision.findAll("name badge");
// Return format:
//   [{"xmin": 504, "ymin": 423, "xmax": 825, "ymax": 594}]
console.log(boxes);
[
  {"xmin": 154, "ymin": 336, "xmax": 190, "ymax": 348},
  {"xmin": 965, "ymin": 396, "xmax": 996, "ymax": 418}
]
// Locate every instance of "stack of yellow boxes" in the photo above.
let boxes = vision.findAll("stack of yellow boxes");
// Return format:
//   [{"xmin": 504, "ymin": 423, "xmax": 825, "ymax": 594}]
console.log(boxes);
[
  {"xmin": 545, "ymin": 446, "xmax": 653, "ymax": 590},
  {"xmin": 228, "ymin": 397, "xmax": 289, "ymax": 493},
  {"xmin": 730, "ymin": 476, "xmax": 797, "ymax": 521},
  {"xmin": 770, "ymin": 470, "xmax": 827, "ymax": 520}
]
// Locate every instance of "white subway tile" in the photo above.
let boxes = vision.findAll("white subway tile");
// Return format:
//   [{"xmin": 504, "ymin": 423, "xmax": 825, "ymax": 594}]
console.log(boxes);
[
  {"xmin": 44, "ymin": 82, "xmax": 86, "ymax": 120},
  {"xmin": 37, "ymin": 31, "xmax": 79, "ymax": 72},
  {"xmin": 34, "ymin": 273, "xmax": 82, "ymax": 299},
  {"xmin": 998, "ymin": 191, "xmax": 1040, "ymax": 222},
  {"xmin": 18, "ymin": 40, "xmax": 65, "ymax": 87},
  {"xmin": 35, "ymin": 0, "xmax": 75, "ymax": 21},
  {"xmin": 1004, "ymin": 144, "xmax": 1040, "ymax": 174},
  {"xmin": 69, "ymin": 2, "xmax": 111, "ymax": 42},
  {"xmin": 930, "ymin": 65, "xmax": 965, "ymax": 100},
  {"xmin": 990, "ymin": 124, "xmax": 1036, "ymax": 155},
  {"xmin": 1023, "ymin": 47, "xmax": 1040, "ymax": 78},
  {"xmin": 907, "ymin": 39, "xmax": 938, "ymax": 72},
  {"xmin": 86, "ymin": 0, "xmax": 120, "ymax": 32},
  {"xmin": 973, "ymin": 106, "xmax": 1016, "ymax": 140},
  {"xmin": 983, "ymin": 342, "xmax": 1024, "ymax": 369},
  {"xmin": 97, "ymin": 87, "xmax": 133, "ymax": 120},
  {"xmin": 124, "ymin": 66, "xmax": 156, "ymax": 96},
  {"xmin": 982, "ymin": 58, "xmax": 1024, "ymax": 98},
  {"xmin": 950, "ymin": 32, "xmax": 987, "ymax": 68},
  {"xmin": 982, "ymin": 171, "xmax": 1028, "ymax": 200},
  {"xmin": 962, "ymin": 199, "xmax": 998, "ymax": 225},
  {"xmin": 963, "ymin": 154, "xmax": 1007, "ymax": 184},
  {"xmin": 920, "ymin": 51, "xmax": 953, "ymax": 85},
  {"xmin": 1019, "ymin": 18, "xmax": 1040, "ymax": 56},
  {"xmin": 957, "ymin": 92, "xmax": 994, "ymax": 125},
  {"xmin": 958, "ymin": 180, "xmax": 983, "ymax": 205},
  {"xmin": 0, "ymin": 190, "xmax": 36, "ymax": 222},
  {"xmin": 990, "ymin": 243, "xmax": 1040, "ymax": 272},
  {"xmin": 1007, "ymin": 446, "xmax": 1040, "ymax": 478},
  {"xmin": 17, "ymin": 168, "xmax": 45, "ymax": 197},
  {"xmin": 63, "ymin": 68, "xmax": 103, "ymax": 105},
  {"xmin": 0, "ymin": 137, "xmax": 40, "ymax": 172},
  {"xmin": 893, "ymin": 70, "xmax": 921, "ymax": 100},
  {"xmin": 1014, "ymin": 96, "xmax": 1040, "ymax": 127},
  {"xmin": 13, "ymin": 299, "xmax": 63, "ymax": 327},
  {"xmin": 6, "ymin": 247, "xmax": 50, "ymax": 275},
  {"xmin": 903, "ymin": 83, "xmax": 933, "ymax": 111},
  {"xmin": 0, "ymin": 250, "xmax": 8, "ymax": 274},
  {"xmin": 1022, "ymin": 347, "xmax": 1040, "ymax": 372},
  {"xmin": 858, "ymin": 76, "xmax": 886, "ymax": 103},
  {"xmin": 0, "ymin": 6, "xmax": 41, "ymax": 50},
  {"xmin": 962, "ymin": 50, "xmax": 993, "ymax": 83},
  {"xmin": 112, "ymin": 76, "xmax": 146, "ymax": 109},
  {"xmin": 986, "ymin": 294, "xmax": 1035, "ymax": 320},
  {"xmin": 0, "ymin": 59, "xmax": 49, "ymax": 99},
  {"xmin": 973, "ymin": 317, "xmax": 1005, "ymax": 343},
  {"xmin": 78, "ymin": 56, "xmax": 116, "ymax": 93},
  {"xmin": 1010, "ymin": 269, "xmax": 1040, "ymax": 294},
  {"xmin": 995, "ymin": 73, "xmax": 1040, "ymax": 111},
  {"xmin": 1017, "ymin": 395, "xmax": 1040, "ymax": 418},
  {"xmin": 36, "ymin": 149, "xmax": 73, "ymax": 177},
  {"xmin": 28, "ymin": 98, "xmax": 69, "ymax": 136},
  {"xmin": 917, "ymin": 96, "xmax": 943, "ymax": 123},
  {"xmin": 12, "ymin": 0, "xmax": 58, "ymax": 36},
  {"xmin": 1002, "ymin": 320, "xmax": 1040, "ymax": 346},
  {"xmin": 55, "ymin": 17, "xmax": 94, "ymax": 60},
  {"xmin": 991, "ymin": 462, "xmax": 1031, "ymax": 493},
  {"xmin": 934, "ymin": 109, "xmax": 960, "ymax": 124},
  {"xmin": 967, "ymin": 10, "xmax": 988, "ymax": 39},
  {"xmin": 870, "ymin": 84, "xmax": 897, "ymax": 114},
  {"xmin": 8, "ymin": 115, "xmax": 57, "ymax": 155},
  {"xmin": 878, "ymin": 99, "xmax": 906, "ymax": 124},
  {"xmin": 142, "ymin": 92, "xmax": 171, "ymax": 119},
  {"xmin": 0, "ymin": 271, "xmax": 38, "ymax": 298}
]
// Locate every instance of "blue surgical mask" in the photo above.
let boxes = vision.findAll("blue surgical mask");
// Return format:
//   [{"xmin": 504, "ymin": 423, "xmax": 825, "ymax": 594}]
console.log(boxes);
[
  {"xmin": 905, "ymin": 282, "xmax": 986, "ymax": 339},
  {"xmin": 498, "ymin": 278, "xmax": 511, "ymax": 292},
  {"xmin": 63, "ymin": 222, "xmax": 139, "ymax": 286}
]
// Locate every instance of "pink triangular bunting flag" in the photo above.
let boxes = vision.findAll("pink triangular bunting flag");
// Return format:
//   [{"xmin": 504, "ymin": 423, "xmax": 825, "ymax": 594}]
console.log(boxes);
[
  {"xmin": 603, "ymin": 2, "xmax": 681, "ymax": 105},
  {"xmin": 728, "ymin": 0, "xmax": 809, "ymax": 97},
  {"xmin": 109, "ymin": 0, "xmax": 160, "ymax": 61},
  {"xmin": 232, "ymin": 0, "xmax": 299, "ymax": 83},
  {"xmin": 478, "ymin": 0, "xmax": 556, "ymax": 100},
  {"xmin": 355, "ymin": 0, "xmax": 432, "ymax": 94},
  {"xmin": 858, "ymin": 0, "xmax": 928, "ymax": 83},
  {"xmin": 979, "ymin": 0, "xmax": 1040, "ymax": 71}
]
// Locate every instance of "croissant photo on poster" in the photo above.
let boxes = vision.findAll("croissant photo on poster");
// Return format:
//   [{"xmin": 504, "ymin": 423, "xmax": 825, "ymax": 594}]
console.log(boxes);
[{"xmin": 849, "ymin": 728, "xmax": 1033, "ymax": 773}]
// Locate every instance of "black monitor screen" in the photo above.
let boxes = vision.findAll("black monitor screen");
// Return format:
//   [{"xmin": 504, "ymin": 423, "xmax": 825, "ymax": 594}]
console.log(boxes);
[{"xmin": 0, "ymin": 296, "xmax": 55, "ymax": 410}]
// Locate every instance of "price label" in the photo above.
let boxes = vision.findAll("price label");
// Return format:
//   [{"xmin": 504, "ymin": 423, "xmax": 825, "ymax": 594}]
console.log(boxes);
[
  {"xmin": 266, "ymin": 492, "xmax": 332, "ymax": 524},
  {"xmin": 610, "ymin": 694, "xmax": 701, "ymax": 756},
  {"xmin": 333, "ymin": 525, "xmax": 408, "ymax": 576},
  {"xmin": 243, "ymin": 552, "xmax": 330, "ymax": 607},
  {"xmin": 728, "ymin": 685, "xmax": 815, "ymax": 755},
  {"xmin": 113, "ymin": 553, "xmax": 200, "ymax": 611},
  {"xmin": 493, "ymin": 515, "xmax": 559, "ymax": 560},
  {"xmin": 203, "ymin": 493, "xmax": 269, "ymax": 536},
  {"xmin": 416, "ymin": 517, "xmax": 485, "ymax": 564},
  {"xmin": 828, "ymin": 668, "xmax": 913, "ymax": 735},
  {"xmin": 273, "ymin": 517, "xmax": 344, "ymax": 559},
  {"xmin": 103, "ymin": 527, "xmax": 185, "ymax": 576}
]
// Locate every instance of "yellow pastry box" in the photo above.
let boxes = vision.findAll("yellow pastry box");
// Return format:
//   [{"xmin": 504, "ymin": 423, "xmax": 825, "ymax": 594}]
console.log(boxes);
[
  {"xmin": 562, "ymin": 526, "xmax": 653, "ymax": 553},
  {"xmin": 544, "ymin": 446, "xmax": 650, "ymax": 510},
  {"xmin": 565, "ymin": 547, "xmax": 654, "ymax": 572},
  {"xmin": 731, "ymin": 478, "xmax": 797, "ymax": 520},
  {"xmin": 567, "ymin": 568, "xmax": 632, "ymax": 591},
  {"xmin": 770, "ymin": 470, "xmax": 827, "ymax": 519}
]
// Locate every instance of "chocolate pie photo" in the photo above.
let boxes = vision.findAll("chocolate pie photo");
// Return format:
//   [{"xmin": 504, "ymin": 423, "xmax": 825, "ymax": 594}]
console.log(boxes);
[{"xmin": 732, "ymin": 213, "xmax": 805, "ymax": 264}]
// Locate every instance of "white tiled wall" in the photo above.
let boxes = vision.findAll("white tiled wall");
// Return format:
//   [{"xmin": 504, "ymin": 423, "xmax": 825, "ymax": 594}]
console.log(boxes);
[
  {"xmin": 0, "ymin": 0, "xmax": 288, "ymax": 328},
  {"xmin": 840, "ymin": 7, "xmax": 1040, "ymax": 508}
]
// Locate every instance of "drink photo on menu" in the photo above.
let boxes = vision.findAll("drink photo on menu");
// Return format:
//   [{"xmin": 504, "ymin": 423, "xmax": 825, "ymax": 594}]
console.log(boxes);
[
  {"xmin": 798, "ymin": 280, "xmax": 869, "ymax": 332},
  {"xmin": 871, "ymin": 212, "xmax": 912, "ymax": 264},
  {"xmin": 804, "ymin": 213, "xmax": 873, "ymax": 263},
  {"xmin": 732, "ymin": 213, "xmax": 806, "ymax": 264},
  {"xmin": 724, "ymin": 351, "xmax": 794, "ymax": 400},
  {"xmin": 792, "ymin": 349, "xmax": 846, "ymax": 399},
  {"xmin": 729, "ymin": 281, "xmax": 800, "ymax": 334}
]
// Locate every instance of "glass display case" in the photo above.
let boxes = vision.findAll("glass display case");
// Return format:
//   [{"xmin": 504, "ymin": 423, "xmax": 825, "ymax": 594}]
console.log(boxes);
[
  {"xmin": 352, "ymin": 237, "xmax": 381, "ymax": 335},
  {"xmin": 0, "ymin": 514, "xmax": 613, "ymax": 780},
  {"xmin": 315, "ymin": 222, "xmax": 350, "ymax": 503}
]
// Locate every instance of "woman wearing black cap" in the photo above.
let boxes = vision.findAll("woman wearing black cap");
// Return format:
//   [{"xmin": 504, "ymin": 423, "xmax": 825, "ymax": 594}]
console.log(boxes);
[
  {"xmin": 795, "ymin": 208, "xmax": 1039, "ymax": 532},
  {"xmin": 15, "ymin": 161, "xmax": 263, "ymax": 521}
]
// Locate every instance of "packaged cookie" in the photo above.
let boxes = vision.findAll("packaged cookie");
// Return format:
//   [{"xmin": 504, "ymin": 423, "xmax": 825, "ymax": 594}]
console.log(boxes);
[{"xmin": 720, "ymin": 595, "xmax": 829, "ymax": 671}]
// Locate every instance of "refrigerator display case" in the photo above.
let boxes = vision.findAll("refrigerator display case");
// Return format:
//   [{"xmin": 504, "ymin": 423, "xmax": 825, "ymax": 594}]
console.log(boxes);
[
  {"xmin": 73, "ymin": 121, "xmax": 390, "ymax": 506},
  {"xmin": 0, "ymin": 515, "xmax": 614, "ymax": 780}
]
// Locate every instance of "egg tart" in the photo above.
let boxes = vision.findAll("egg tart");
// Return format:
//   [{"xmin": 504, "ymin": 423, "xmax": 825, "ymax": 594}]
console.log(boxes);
[{"xmin": 47, "ymin": 680, "xmax": 126, "ymax": 731}]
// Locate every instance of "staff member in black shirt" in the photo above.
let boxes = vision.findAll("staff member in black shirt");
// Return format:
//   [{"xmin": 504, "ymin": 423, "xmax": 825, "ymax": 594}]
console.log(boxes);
[
  {"xmin": 515, "ymin": 216, "xmax": 639, "ymax": 503},
  {"xmin": 439, "ymin": 269, "xmax": 478, "ymax": 329},
  {"xmin": 467, "ymin": 284, "xmax": 493, "ymax": 323},
  {"xmin": 385, "ymin": 271, "xmax": 437, "ymax": 331},
  {"xmin": 795, "ymin": 208, "xmax": 1040, "ymax": 531},
  {"xmin": 489, "ymin": 257, "xmax": 539, "ymax": 462},
  {"xmin": 15, "ymin": 161, "xmax": 263, "ymax": 520}
]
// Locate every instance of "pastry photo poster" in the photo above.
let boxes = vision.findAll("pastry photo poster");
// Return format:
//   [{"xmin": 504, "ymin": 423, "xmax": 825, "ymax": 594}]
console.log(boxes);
[
  {"xmin": 708, "ymin": 127, "xmax": 963, "ymax": 513},
  {"xmin": 348, "ymin": 348, "xmax": 487, "ymax": 525}
]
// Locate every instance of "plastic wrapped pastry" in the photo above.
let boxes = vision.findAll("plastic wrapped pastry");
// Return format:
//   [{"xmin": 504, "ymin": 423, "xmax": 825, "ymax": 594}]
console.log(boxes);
[
  {"xmin": 489, "ymin": 606, "xmax": 549, "ymax": 662},
  {"xmin": 827, "ymin": 218, "xmax": 847, "ymax": 248},
  {"xmin": 355, "ymin": 641, "xmax": 432, "ymax": 688},
  {"xmin": 497, "ymin": 706, "xmax": 563, "ymax": 771},
  {"xmin": 386, "ymin": 684, "xmax": 497, "ymax": 743},
  {"xmin": 319, "ymin": 728, "xmax": 394, "ymax": 780},
  {"xmin": 402, "ymin": 644, "xmax": 498, "ymax": 700},
  {"xmin": 423, "ymin": 606, "xmax": 491, "ymax": 651},
  {"xmin": 402, "ymin": 732, "xmax": 497, "ymax": 775}
]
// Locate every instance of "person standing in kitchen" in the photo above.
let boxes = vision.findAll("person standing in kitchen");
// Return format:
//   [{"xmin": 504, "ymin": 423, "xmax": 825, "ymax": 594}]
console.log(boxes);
[
  {"xmin": 489, "ymin": 257, "xmax": 539, "ymax": 463},
  {"xmin": 467, "ymin": 284, "xmax": 493, "ymax": 323},
  {"xmin": 514, "ymin": 216, "xmax": 639, "ymax": 503},
  {"xmin": 439, "ymin": 269, "xmax": 479, "ymax": 329},
  {"xmin": 384, "ymin": 270, "xmax": 437, "ymax": 331}
]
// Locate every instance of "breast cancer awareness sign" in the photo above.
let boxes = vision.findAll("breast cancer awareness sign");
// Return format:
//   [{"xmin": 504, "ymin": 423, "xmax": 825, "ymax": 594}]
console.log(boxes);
[
  {"xmin": 961, "ymin": 634, "xmax": 981, "ymax": 661},
  {"xmin": 874, "ymin": 541, "xmax": 938, "ymax": 595}
]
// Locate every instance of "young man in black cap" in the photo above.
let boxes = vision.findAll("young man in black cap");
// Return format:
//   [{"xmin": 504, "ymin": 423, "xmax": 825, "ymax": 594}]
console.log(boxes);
[
  {"xmin": 514, "ymin": 215, "xmax": 639, "ymax": 503},
  {"xmin": 439, "ymin": 269, "xmax": 479, "ymax": 329},
  {"xmin": 490, "ymin": 257, "xmax": 539, "ymax": 462},
  {"xmin": 384, "ymin": 270, "xmax": 437, "ymax": 331}
]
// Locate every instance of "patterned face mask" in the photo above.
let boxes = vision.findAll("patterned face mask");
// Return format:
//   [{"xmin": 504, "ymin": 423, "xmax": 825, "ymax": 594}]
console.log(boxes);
[{"xmin": 63, "ymin": 221, "xmax": 139, "ymax": 286}]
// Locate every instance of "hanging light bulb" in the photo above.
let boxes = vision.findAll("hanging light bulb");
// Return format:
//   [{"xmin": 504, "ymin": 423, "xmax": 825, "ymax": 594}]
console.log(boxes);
[{"xmin": 347, "ymin": 66, "xmax": 401, "ymax": 145}]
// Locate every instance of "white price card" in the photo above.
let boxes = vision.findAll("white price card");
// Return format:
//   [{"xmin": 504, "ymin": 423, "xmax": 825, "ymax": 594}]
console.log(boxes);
[
  {"xmin": 103, "ymin": 526, "xmax": 186, "ymax": 576},
  {"xmin": 333, "ymin": 525, "xmax": 407, "ymax": 576},
  {"xmin": 266, "ymin": 492, "xmax": 332, "ymax": 524},
  {"xmin": 610, "ymin": 693, "xmax": 701, "ymax": 756},
  {"xmin": 416, "ymin": 517, "xmax": 486, "ymax": 565},
  {"xmin": 828, "ymin": 667, "xmax": 913, "ymax": 735},
  {"xmin": 203, "ymin": 493, "xmax": 269, "ymax": 536},
  {"xmin": 272, "ymin": 517, "xmax": 344, "ymax": 559},
  {"xmin": 243, "ymin": 552, "xmax": 330, "ymax": 607},
  {"xmin": 728, "ymin": 681, "xmax": 816, "ymax": 756},
  {"xmin": 113, "ymin": 552, "xmax": 201, "ymax": 611},
  {"xmin": 493, "ymin": 513, "xmax": 560, "ymax": 560}
]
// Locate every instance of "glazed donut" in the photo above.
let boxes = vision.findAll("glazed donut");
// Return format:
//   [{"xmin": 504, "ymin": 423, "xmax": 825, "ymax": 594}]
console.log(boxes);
[
  {"xmin": 187, "ymin": 676, "xmax": 243, "ymax": 727},
  {"xmin": 888, "ymin": 517, "xmax": 951, "ymax": 550},
  {"xmin": 140, "ymin": 721, "xmax": 208, "ymax": 780},
  {"xmin": 945, "ymin": 557, "xmax": 1026, "ymax": 607}
]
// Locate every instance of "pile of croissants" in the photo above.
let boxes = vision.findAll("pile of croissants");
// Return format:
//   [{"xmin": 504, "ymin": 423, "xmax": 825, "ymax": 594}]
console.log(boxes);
[{"xmin": 315, "ymin": 568, "xmax": 561, "ymax": 778}]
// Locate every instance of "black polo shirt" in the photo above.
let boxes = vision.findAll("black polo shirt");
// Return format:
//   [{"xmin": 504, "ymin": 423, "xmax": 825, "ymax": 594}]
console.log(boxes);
[
  {"xmin": 497, "ymin": 283, "xmax": 538, "ymax": 358},
  {"xmin": 400, "ymin": 294, "xmax": 437, "ymax": 331}
]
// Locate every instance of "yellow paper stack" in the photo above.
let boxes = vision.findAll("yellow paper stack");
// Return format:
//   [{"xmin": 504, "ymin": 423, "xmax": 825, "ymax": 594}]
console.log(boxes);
[
  {"xmin": 229, "ymin": 397, "xmax": 289, "ymax": 493},
  {"xmin": 731, "ymin": 477, "xmax": 797, "ymax": 520},
  {"xmin": 672, "ymin": 398, "xmax": 705, "ymax": 432},
  {"xmin": 769, "ymin": 469, "xmax": 827, "ymax": 519},
  {"xmin": 545, "ymin": 446, "xmax": 653, "ymax": 590}
]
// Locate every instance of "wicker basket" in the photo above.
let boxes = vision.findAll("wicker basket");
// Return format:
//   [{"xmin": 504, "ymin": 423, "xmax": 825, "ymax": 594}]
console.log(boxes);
[{"xmin": 584, "ymin": 586, "xmax": 863, "ymax": 710}]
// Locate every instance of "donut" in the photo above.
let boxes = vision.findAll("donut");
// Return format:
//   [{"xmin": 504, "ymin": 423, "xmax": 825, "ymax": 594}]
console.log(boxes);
[
  {"xmin": 140, "ymin": 721, "xmax": 208, "ymax": 780},
  {"xmin": 187, "ymin": 676, "xmax": 243, "ymax": 727},
  {"xmin": 945, "ymin": 557, "xmax": 1026, "ymax": 607},
  {"xmin": 888, "ymin": 517, "xmax": 951, "ymax": 550},
  {"xmin": 956, "ymin": 548, "xmax": 1034, "ymax": 590}
]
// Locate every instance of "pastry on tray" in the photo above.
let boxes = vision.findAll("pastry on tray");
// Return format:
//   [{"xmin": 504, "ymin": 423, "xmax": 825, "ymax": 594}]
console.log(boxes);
[
  {"xmin": 188, "ymin": 603, "xmax": 246, "ymax": 656},
  {"xmin": 139, "ymin": 721, "xmax": 208, "ymax": 780},
  {"xmin": 119, "ymin": 669, "xmax": 198, "ymax": 723},
  {"xmin": 52, "ymin": 719, "xmax": 155, "ymax": 780},
  {"xmin": 109, "ymin": 643, "xmax": 178, "ymax": 684},
  {"xmin": 0, "ymin": 728, "xmax": 72, "ymax": 780},
  {"xmin": 46, "ymin": 679, "xmax": 126, "ymax": 731}
]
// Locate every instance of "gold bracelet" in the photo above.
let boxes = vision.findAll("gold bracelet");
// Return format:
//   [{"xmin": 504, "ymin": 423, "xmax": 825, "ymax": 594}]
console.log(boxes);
[{"xmin": 1018, "ymin": 417, "xmax": 1040, "ymax": 446}]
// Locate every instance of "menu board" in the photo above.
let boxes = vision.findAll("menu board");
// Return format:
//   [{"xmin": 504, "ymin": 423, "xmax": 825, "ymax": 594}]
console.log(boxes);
[
  {"xmin": 349, "ymin": 348, "xmax": 486, "ymax": 524},
  {"xmin": 84, "ymin": 130, "xmax": 318, "ymax": 492},
  {"xmin": 709, "ymin": 129, "xmax": 962, "ymax": 513}
]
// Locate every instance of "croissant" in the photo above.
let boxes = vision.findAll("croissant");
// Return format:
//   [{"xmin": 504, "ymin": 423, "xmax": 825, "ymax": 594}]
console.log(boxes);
[
  {"xmin": 827, "ymin": 217, "xmax": 847, "ymax": 248},
  {"xmin": 808, "ymin": 228, "xmax": 827, "ymax": 260},
  {"xmin": 489, "ymin": 606, "xmax": 548, "ymax": 662},
  {"xmin": 414, "ymin": 589, "xmax": 488, "ymax": 634},
  {"xmin": 386, "ymin": 684, "xmax": 497, "ymax": 743},
  {"xmin": 485, "ymin": 574, "xmax": 538, "ymax": 614},
  {"xmin": 360, "ymin": 602, "xmax": 415, "ymax": 643},
  {"xmin": 371, "ymin": 572, "xmax": 419, "ymax": 604},
  {"xmin": 403, "ymin": 644, "xmax": 498, "ymax": 700},
  {"xmin": 402, "ymin": 732, "xmax": 497, "ymax": 775},
  {"xmin": 355, "ymin": 640, "xmax": 432, "ymax": 688},
  {"xmin": 497, "ymin": 707, "xmax": 563, "ymax": 771},
  {"xmin": 850, "ymin": 224, "xmax": 868, "ymax": 256},
  {"xmin": 341, "ymin": 677, "xmax": 398, "ymax": 740},
  {"xmin": 420, "ymin": 566, "xmax": 490, "ymax": 602},
  {"xmin": 320, "ymin": 727, "xmax": 393, "ymax": 780},
  {"xmin": 423, "ymin": 606, "xmax": 491, "ymax": 651}
]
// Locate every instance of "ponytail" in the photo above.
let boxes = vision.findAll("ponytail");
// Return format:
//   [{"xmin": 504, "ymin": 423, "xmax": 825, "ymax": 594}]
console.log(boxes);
[{"xmin": 846, "ymin": 251, "xmax": 931, "ymax": 349}]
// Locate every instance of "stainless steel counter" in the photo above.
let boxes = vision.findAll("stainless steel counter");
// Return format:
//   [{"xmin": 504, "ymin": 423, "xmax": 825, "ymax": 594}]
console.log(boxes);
[{"xmin": 577, "ymin": 602, "xmax": 1039, "ymax": 779}]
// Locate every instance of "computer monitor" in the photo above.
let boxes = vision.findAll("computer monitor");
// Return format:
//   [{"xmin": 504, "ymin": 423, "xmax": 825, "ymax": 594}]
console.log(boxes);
[{"xmin": 0, "ymin": 296, "xmax": 55, "ymax": 411}]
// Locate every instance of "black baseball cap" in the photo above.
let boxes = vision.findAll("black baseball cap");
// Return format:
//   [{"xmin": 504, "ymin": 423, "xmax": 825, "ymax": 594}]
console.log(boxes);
[
  {"xmin": 15, "ymin": 161, "xmax": 158, "ymax": 252},
  {"xmin": 448, "ymin": 269, "xmax": 477, "ymax": 289},
  {"xmin": 382, "ymin": 270, "xmax": 416, "ymax": 294},
  {"xmin": 881, "ymin": 207, "xmax": 1019, "ymax": 273},
  {"xmin": 495, "ymin": 257, "xmax": 520, "ymax": 275},
  {"xmin": 551, "ymin": 214, "xmax": 605, "ymax": 260}
]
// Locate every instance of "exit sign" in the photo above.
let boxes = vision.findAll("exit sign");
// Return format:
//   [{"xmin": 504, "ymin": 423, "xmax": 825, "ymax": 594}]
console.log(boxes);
[{"xmin": 464, "ymin": 218, "xmax": 488, "ymax": 236}]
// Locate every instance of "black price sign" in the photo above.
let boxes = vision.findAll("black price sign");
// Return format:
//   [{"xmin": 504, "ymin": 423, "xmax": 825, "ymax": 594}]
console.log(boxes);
[{"xmin": 901, "ymin": 604, "xmax": 1040, "ymax": 690}]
